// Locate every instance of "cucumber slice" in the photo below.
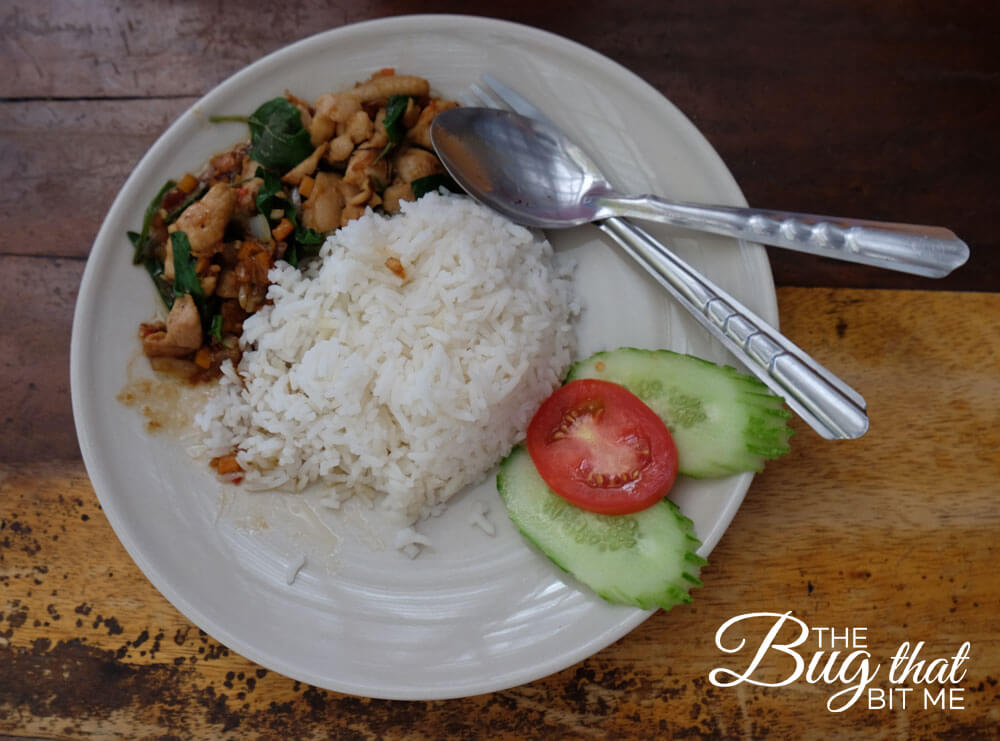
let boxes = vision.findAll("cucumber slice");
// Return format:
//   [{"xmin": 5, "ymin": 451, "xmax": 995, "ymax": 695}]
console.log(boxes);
[
  {"xmin": 566, "ymin": 348, "xmax": 793, "ymax": 478},
  {"xmin": 498, "ymin": 445, "xmax": 705, "ymax": 610}
]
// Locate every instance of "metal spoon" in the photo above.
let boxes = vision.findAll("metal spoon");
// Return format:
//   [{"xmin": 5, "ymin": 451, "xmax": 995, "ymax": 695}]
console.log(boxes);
[
  {"xmin": 431, "ymin": 104, "xmax": 870, "ymax": 440},
  {"xmin": 430, "ymin": 107, "xmax": 968, "ymax": 278}
]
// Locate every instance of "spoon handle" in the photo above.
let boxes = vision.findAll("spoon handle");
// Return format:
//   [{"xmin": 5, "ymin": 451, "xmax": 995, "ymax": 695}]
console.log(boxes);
[
  {"xmin": 599, "ymin": 195, "xmax": 969, "ymax": 278},
  {"xmin": 598, "ymin": 216, "xmax": 869, "ymax": 440}
]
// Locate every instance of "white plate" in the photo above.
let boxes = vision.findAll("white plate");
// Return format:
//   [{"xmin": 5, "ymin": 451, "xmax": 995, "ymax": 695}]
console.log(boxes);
[{"xmin": 71, "ymin": 15, "xmax": 778, "ymax": 700}]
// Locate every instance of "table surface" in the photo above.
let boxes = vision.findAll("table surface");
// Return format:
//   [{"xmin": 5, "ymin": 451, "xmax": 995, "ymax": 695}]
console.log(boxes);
[{"xmin": 2, "ymin": 2, "xmax": 998, "ymax": 738}]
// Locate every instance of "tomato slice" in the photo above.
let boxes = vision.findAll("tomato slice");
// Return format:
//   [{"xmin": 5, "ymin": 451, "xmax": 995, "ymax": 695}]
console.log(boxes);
[{"xmin": 526, "ymin": 378, "xmax": 678, "ymax": 515}]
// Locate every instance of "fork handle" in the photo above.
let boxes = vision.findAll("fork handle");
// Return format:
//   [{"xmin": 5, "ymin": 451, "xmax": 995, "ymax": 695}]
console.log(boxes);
[
  {"xmin": 598, "ymin": 195, "xmax": 969, "ymax": 278},
  {"xmin": 597, "ymin": 216, "xmax": 869, "ymax": 440}
]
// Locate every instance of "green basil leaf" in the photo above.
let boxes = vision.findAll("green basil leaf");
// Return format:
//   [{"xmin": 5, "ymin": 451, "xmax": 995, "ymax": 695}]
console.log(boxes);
[
  {"xmin": 210, "ymin": 313, "xmax": 223, "ymax": 341},
  {"xmin": 383, "ymin": 95, "xmax": 409, "ymax": 146},
  {"xmin": 209, "ymin": 115, "xmax": 249, "ymax": 124},
  {"xmin": 252, "ymin": 165, "xmax": 323, "ymax": 267},
  {"xmin": 248, "ymin": 98, "xmax": 314, "ymax": 172},
  {"xmin": 127, "ymin": 230, "xmax": 143, "ymax": 255},
  {"xmin": 170, "ymin": 231, "xmax": 204, "ymax": 300},
  {"xmin": 411, "ymin": 173, "xmax": 460, "ymax": 200},
  {"xmin": 131, "ymin": 180, "xmax": 176, "ymax": 265},
  {"xmin": 255, "ymin": 167, "xmax": 286, "ymax": 218},
  {"xmin": 284, "ymin": 204, "xmax": 324, "ymax": 245},
  {"xmin": 147, "ymin": 260, "xmax": 175, "ymax": 309}
]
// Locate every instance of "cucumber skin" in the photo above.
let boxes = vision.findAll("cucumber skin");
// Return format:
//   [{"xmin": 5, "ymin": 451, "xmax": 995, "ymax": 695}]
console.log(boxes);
[
  {"xmin": 498, "ymin": 446, "xmax": 705, "ymax": 611},
  {"xmin": 566, "ymin": 347, "xmax": 793, "ymax": 478}
]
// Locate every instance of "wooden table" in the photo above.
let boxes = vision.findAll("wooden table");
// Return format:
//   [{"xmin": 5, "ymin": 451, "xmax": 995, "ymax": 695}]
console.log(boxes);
[{"xmin": 2, "ymin": 3, "xmax": 998, "ymax": 738}]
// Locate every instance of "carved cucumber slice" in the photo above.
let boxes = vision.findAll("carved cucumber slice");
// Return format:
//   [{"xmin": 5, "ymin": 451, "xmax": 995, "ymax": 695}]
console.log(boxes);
[
  {"xmin": 566, "ymin": 348, "xmax": 793, "ymax": 478},
  {"xmin": 497, "ymin": 445, "xmax": 705, "ymax": 610}
]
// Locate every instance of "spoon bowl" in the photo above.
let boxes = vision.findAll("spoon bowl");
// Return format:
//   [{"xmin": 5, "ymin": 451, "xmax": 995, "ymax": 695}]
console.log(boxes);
[{"xmin": 431, "ymin": 107, "xmax": 611, "ymax": 229}]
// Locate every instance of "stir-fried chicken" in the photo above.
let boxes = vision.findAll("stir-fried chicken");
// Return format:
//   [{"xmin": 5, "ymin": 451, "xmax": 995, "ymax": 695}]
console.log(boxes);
[{"xmin": 132, "ymin": 70, "xmax": 457, "ymax": 383}]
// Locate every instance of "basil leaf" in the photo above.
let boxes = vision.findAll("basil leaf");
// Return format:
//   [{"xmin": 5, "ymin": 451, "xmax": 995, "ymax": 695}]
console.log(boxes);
[
  {"xmin": 149, "ymin": 269, "xmax": 175, "ymax": 309},
  {"xmin": 411, "ymin": 173, "xmax": 459, "ymax": 200},
  {"xmin": 132, "ymin": 179, "xmax": 176, "ymax": 265},
  {"xmin": 285, "ymin": 205, "xmax": 325, "ymax": 266},
  {"xmin": 286, "ymin": 205, "xmax": 324, "ymax": 246},
  {"xmin": 383, "ymin": 95, "xmax": 409, "ymax": 146},
  {"xmin": 373, "ymin": 95, "xmax": 411, "ymax": 166},
  {"xmin": 170, "ymin": 231, "xmax": 203, "ymax": 300},
  {"xmin": 127, "ymin": 230, "xmax": 147, "ymax": 262},
  {"xmin": 254, "ymin": 166, "xmax": 284, "ymax": 218},
  {"xmin": 248, "ymin": 98, "xmax": 313, "ymax": 172},
  {"xmin": 210, "ymin": 313, "xmax": 223, "ymax": 341},
  {"xmin": 128, "ymin": 230, "xmax": 174, "ymax": 308}
]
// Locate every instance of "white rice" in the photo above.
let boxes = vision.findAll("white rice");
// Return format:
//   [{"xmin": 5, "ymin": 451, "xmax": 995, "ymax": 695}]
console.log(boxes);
[{"xmin": 196, "ymin": 192, "xmax": 576, "ymax": 535}]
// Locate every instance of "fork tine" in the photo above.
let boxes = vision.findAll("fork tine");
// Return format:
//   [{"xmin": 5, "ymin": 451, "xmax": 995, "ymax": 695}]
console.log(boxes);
[
  {"xmin": 478, "ymin": 74, "xmax": 557, "ymax": 127},
  {"xmin": 457, "ymin": 85, "xmax": 488, "ymax": 108},
  {"xmin": 458, "ymin": 82, "xmax": 507, "ymax": 111}
]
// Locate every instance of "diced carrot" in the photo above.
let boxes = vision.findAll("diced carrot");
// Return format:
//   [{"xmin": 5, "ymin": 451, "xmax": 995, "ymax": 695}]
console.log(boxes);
[
  {"xmin": 272, "ymin": 217, "xmax": 293, "ymax": 241},
  {"xmin": 212, "ymin": 454, "xmax": 242, "ymax": 475},
  {"xmin": 194, "ymin": 346, "xmax": 212, "ymax": 369},
  {"xmin": 299, "ymin": 175, "xmax": 315, "ymax": 198},
  {"xmin": 385, "ymin": 256, "xmax": 406, "ymax": 279},
  {"xmin": 177, "ymin": 173, "xmax": 199, "ymax": 194}
]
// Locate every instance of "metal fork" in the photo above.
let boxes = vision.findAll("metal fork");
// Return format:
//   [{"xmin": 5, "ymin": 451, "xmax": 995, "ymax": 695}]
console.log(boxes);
[{"xmin": 464, "ymin": 75, "xmax": 869, "ymax": 440}]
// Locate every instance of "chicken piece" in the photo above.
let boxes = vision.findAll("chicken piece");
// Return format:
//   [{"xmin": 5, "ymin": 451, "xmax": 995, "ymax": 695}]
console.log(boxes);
[
  {"xmin": 233, "ymin": 240, "xmax": 273, "ymax": 313},
  {"xmin": 302, "ymin": 172, "xmax": 346, "ymax": 233},
  {"xmin": 309, "ymin": 113, "xmax": 336, "ymax": 147},
  {"xmin": 235, "ymin": 158, "xmax": 264, "ymax": 215},
  {"xmin": 402, "ymin": 97, "xmax": 421, "ymax": 128},
  {"xmin": 315, "ymin": 92, "xmax": 363, "ymax": 123},
  {"xmin": 285, "ymin": 89, "xmax": 313, "ymax": 130},
  {"xmin": 148, "ymin": 356, "xmax": 200, "ymax": 379},
  {"xmin": 310, "ymin": 92, "xmax": 364, "ymax": 146},
  {"xmin": 344, "ymin": 129, "xmax": 390, "ymax": 190},
  {"xmin": 207, "ymin": 148, "xmax": 244, "ymax": 183},
  {"xmin": 382, "ymin": 182, "xmax": 414, "ymax": 214},
  {"xmin": 340, "ymin": 204, "xmax": 366, "ymax": 226},
  {"xmin": 281, "ymin": 142, "xmax": 328, "ymax": 186},
  {"xmin": 326, "ymin": 134, "xmax": 356, "ymax": 163},
  {"xmin": 392, "ymin": 147, "xmax": 444, "ymax": 184},
  {"xmin": 141, "ymin": 294, "xmax": 202, "ymax": 358},
  {"xmin": 351, "ymin": 74, "xmax": 429, "ymax": 104},
  {"xmin": 200, "ymin": 264, "xmax": 221, "ymax": 296},
  {"xmin": 163, "ymin": 237, "xmax": 175, "ymax": 282},
  {"xmin": 406, "ymin": 99, "xmax": 459, "ymax": 149},
  {"xmin": 174, "ymin": 182, "xmax": 236, "ymax": 258},
  {"xmin": 341, "ymin": 109, "xmax": 374, "ymax": 144}
]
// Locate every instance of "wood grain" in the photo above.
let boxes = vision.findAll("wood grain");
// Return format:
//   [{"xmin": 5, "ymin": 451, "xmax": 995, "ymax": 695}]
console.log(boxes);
[
  {"xmin": 1, "ymin": 1, "xmax": 997, "ymax": 288},
  {"xmin": 3, "ymin": 288, "xmax": 998, "ymax": 738},
  {"xmin": 0, "ymin": 99, "xmax": 193, "ymax": 259},
  {"xmin": 0, "ymin": 255, "xmax": 82, "ymax": 463}
]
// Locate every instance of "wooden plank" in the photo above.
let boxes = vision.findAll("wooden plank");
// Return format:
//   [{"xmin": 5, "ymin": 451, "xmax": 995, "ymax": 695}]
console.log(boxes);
[
  {"xmin": 1, "ymin": 2, "xmax": 997, "ymax": 287},
  {"xmin": 0, "ymin": 98, "xmax": 193, "ymax": 259},
  {"xmin": 2, "ymin": 288, "xmax": 998, "ymax": 737},
  {"xmin": 0, "ymin": 255, "xmax": 82, "ymax": 462}
]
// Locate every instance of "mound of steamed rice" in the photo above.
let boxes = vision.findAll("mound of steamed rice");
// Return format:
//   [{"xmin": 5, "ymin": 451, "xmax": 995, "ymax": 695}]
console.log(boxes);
[{"xmin": 196, "ymin": 192, "xmax": 577, "ymax": 533}]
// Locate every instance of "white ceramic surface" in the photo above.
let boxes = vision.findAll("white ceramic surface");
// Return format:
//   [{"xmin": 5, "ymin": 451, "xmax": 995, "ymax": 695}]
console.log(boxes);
[{"xmin": 70, "ymin": 15, "xmax": 778, "ymax": 700}]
